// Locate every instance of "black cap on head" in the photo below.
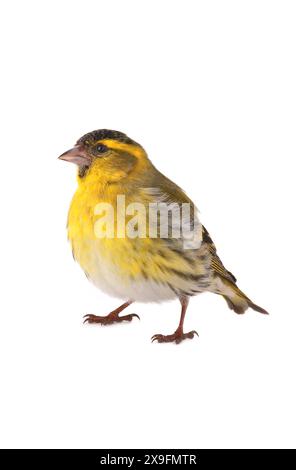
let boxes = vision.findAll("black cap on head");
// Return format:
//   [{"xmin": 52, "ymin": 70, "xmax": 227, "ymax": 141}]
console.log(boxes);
[{"xmin": 77, "ymin": 129, "xmax": 136, "ymax": 146}]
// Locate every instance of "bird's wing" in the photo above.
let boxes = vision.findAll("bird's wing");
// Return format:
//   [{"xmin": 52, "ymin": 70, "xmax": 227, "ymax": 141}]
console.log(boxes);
[
  {"xmin": 202, "ymin": 226, "xmax": 237, "ymax": 283},
  {"xmin": 140, "ymin": 175, "xmax": 203, "ymax": 251},
  {"xmin": 140, "ymin": 173, "xmax": 236, "ymax": 283},
  {"xmin": 141, "ymin": 170, "xmax": 193, "ymax": 205}
]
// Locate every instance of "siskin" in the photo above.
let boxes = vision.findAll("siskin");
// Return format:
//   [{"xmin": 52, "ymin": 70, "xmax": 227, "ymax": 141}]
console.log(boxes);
[{"xmin": 59, "ymin": 129, "xmax": 268, "ymax": 344}]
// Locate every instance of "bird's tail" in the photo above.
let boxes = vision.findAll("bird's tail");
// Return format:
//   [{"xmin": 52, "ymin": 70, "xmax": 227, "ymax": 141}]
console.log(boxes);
[{"xmin": 220, "ymin": 279, "xmax": 268, "ymax": 315}]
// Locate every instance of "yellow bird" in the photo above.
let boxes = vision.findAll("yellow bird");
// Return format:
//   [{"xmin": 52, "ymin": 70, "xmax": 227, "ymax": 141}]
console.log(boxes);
[{"xmin": 59, "ymin": 129, "xmax": 268, "ymax": 344}]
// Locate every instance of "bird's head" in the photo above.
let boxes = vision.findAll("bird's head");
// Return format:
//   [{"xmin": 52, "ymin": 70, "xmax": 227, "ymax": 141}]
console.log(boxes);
[{"xmin": 58, "ymin": 129, "xmax": 148, "ymax": 183}]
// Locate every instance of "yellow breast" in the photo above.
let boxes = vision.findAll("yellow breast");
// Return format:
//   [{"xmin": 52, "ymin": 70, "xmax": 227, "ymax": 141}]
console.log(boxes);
[{"xmin": 67, "ymin": 175, "xmax": 209, "ymax": 302}]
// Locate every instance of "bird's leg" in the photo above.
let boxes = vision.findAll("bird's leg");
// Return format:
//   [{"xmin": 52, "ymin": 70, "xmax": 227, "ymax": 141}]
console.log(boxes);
[
  {"xmin": 152, "ymin": 297, "xmax": 198, "ymax": 344},
  {"xmin": 83, "ymin": 300, "xmax": 139, "ymax": 325}
]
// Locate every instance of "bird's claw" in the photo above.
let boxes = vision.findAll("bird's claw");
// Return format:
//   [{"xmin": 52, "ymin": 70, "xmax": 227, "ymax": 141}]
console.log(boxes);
[
  {"xmin": 125, "ymin": 313, "xmax": 140, "ymax": 322},
  {"xmin": 83, "ymin": 313, "xmax": 140, "ymax": 325},
  {"xmin": 151, "ymin": 330, "xmax": 198, "ymax": 344},
  {"xmin": 114, "ymin": 313, "xmax": 140, "ymax": 323}
]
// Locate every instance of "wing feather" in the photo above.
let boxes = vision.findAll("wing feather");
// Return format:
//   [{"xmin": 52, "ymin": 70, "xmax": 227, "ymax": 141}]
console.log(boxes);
[{"xmin": 202, "ymin": 226, "xmax": 237, "ymax": 283}]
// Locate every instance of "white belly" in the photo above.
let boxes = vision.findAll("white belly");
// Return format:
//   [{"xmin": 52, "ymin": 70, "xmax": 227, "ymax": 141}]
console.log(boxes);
[{"xmin": 77, "ymin": 239, "xmax": 176, "ymax": 303}]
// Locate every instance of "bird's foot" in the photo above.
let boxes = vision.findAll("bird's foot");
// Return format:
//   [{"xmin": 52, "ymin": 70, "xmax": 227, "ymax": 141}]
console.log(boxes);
[
  {"xmin": 83, "ymin": 312, "xmax": 140, "ymax": 326},
  {"xmin": 151, "ymin": 328, "xmax": 198, "ymax": 344}
]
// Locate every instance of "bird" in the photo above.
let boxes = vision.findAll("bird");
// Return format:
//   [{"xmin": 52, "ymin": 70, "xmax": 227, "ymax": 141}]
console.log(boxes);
[{"xmin": 59, "ymin": 129, "xmax": 268, "ymax": 344}]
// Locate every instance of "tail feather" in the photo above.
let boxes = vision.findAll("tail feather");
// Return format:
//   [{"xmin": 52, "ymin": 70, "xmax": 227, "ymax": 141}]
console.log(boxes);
[
  {"xmin": 220, "ymin": 279, "xmax": 269, "ymax": 315},
  {"xmin": 247, "ymin": 301, "xmax": 269, "ymax": 315},
  {"xmin": 223, "ymin": 296, "xmax": 245, "ymax": 314}
]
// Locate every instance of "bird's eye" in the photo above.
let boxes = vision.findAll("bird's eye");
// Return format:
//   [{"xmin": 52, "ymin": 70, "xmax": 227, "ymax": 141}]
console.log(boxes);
[{"xmin": 94, "ymin": 143, "xmax": 108, "ymax": 154}]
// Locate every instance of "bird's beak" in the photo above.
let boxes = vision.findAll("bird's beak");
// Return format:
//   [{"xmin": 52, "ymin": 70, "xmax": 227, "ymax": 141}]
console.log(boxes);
[{"xmin": 58, "ymin": 145, "xmax": 91, "ymax": 166}]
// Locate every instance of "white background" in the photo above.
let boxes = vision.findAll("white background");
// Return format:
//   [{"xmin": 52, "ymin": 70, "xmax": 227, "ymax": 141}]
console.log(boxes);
[{"xmin": 0, "ymin": 0, "xmax": 295, "ymax": 449}]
